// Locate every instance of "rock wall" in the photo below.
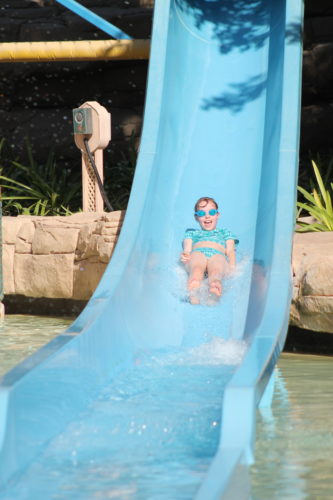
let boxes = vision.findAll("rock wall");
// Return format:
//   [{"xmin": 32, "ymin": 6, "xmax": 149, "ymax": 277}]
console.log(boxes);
[
  {"xmin": 2, "ymin": 211, "xmax": 124, "ymax": 300},
  {"xmin": 2, "ymin": 214, "xmax": 333, "ymax": 332}
]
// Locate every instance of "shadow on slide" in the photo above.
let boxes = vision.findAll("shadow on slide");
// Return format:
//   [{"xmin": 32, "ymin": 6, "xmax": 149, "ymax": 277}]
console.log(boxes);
[{"xmin": 0, "ymin": 0, "xmax": 303, "ymax": 498}]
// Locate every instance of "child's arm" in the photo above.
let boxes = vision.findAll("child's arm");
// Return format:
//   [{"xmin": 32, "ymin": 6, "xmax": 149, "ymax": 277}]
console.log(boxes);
[
  {"xmin": 180, "ymin": 238, "xmax": 192, "ymax": 263},
  {"xmin": 226, "ymin": 239, "xmax": 236, "ymax": 272}
]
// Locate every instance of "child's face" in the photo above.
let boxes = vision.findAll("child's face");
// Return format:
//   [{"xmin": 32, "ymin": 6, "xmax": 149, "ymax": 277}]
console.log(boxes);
[{"xmin": 195, "ymin": 200, "xmax": 220, "ymax": 231}]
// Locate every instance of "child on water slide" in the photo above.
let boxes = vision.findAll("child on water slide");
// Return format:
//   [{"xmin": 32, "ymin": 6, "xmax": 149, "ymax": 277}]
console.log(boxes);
[{"xmin": 180, "ymin": 197, "xmax": 238, "ymax": 305}]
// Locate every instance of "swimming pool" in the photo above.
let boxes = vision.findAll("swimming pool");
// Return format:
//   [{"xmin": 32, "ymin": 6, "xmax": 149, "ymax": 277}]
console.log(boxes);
[
  {"xmin": 1, "ymin": 316, "xmax": 332, "ymax": 498},
  {"xmin": 251, "ymin": 353, "xmax": 333, "ymax": 499},
  {"xmin": 0, "ymin": 315, "xmax": 72, "ymax": 376}
]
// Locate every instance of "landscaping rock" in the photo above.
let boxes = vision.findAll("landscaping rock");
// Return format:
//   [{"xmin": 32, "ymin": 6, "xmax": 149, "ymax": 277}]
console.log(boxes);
[
  {"xmin": 3, "ymin": 214, "xmax": 333, "ymax": 334},
  {"xmin": 2, "ymin": 211, "xmax": 125, "ymax": 301},
  {"xmin": 2, "ymin": 245, "xmax": 15, "ymax": 295},
  {"xmin": 291, "ymin": 232, "xmax": 333, "ymax": 333},
  {"xmin": 32, "ymin": 223, "xmax": 80, "ymax": 254},
  {"xmin": 16, "ymin": 220, "xmax": 35, "ymax": 252},
  {"xmin": 14, "ymin": 253, "xmax": 74, "ymax": 298},
  {"xmin": 15, "ymin": 238, "xmax": 32, "ymax": 254},
  {"xmin": 2, "ymin": 217, "xmax": 24, "ymax": 245},
  {"xmin": 73, "ymin": 261, "xmax": 107, "ymax": 300}
]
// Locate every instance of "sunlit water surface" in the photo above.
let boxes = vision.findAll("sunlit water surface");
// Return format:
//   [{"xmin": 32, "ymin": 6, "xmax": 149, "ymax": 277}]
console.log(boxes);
[
  {"xmin": 0, "ymin": 314, "xmax": 73, "ymax": 376},
  {"xmin": 251, "ymin": 353, "xmax": 333, "ymax": 499}
]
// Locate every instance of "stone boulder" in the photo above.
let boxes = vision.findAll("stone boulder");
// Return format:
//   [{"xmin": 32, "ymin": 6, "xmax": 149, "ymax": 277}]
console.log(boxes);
[
  {"xmin": 291, "ymin": 231, "xmax": 333, "ymax": 333},
  {"xmin": 2, "ymin": 211, "xmax": 125, "ymax": 300}
]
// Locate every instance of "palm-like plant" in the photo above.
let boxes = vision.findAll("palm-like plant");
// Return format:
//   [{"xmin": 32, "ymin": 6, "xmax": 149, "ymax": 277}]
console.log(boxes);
[
  {"xmin": 0, "ymin": 139, "xmax": 81, "ymax": 216},
  {"xmin": 297, "ymin": 160, "xmax": 333, "ymax": 232}
]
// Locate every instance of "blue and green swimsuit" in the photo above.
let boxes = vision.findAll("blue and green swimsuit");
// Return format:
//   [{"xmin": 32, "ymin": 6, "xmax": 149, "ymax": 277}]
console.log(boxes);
[{"xmin": 184, "ymin": 228, "xmax": 239, "ymax": 259}]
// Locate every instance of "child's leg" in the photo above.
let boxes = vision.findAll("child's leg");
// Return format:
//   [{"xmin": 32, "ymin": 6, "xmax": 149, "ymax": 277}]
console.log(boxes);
[
  {"xmin": 207, "ymin": 254, "xmax": 228, "ymax": 297},
  {"xmin": 187, "ymin": 251, "xmax": 207, "ymax": 304}
]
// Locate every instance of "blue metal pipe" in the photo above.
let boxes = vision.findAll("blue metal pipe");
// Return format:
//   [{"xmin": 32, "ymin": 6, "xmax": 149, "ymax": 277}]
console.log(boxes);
[{"xmin": 55, "ymin": 0, "xmax": 132, "ymax": 39}]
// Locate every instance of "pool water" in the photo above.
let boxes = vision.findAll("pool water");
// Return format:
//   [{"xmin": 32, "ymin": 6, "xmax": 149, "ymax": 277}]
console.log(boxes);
[
  {"xmin": 1, "ymin": 316, "xmax": 333, "ymax": 498},
  {"xmin": 0, "ymin": 315, "xmax": 73, "ymax": 376},
  {"xmin": 251, "ymin": 353, "xmax": 333, "ymax": 499}
]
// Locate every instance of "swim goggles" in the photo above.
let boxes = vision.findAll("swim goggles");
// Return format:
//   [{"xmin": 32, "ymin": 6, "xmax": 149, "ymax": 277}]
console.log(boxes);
[{"xmin": 195, "ymin": 209, "xmax": 219, "ymax": 217}]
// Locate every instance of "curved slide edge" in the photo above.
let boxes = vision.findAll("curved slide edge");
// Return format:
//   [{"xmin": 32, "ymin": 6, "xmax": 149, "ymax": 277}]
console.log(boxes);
[{"xmin": 195, "ymin": 1, "xmax": 304, "ymax": 497}]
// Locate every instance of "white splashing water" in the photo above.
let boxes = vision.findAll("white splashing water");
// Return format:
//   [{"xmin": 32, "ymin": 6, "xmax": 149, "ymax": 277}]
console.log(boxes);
[
  {"xmin": 188, "ymin": 336, "xmax": 248, "ymax": 365},
  {"xmin": 173, "ymin": 255, "xmax": 251, "ymax": 306},
  {"xmin": 147, "ymin": 336, "xmax": 248, "ymax": 368}
]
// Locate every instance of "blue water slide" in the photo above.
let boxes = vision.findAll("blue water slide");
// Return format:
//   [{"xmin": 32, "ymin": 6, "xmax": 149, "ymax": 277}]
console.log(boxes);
[{"xmin": 0, "ymin": 0, "xmax": 303, "ymax": 498}]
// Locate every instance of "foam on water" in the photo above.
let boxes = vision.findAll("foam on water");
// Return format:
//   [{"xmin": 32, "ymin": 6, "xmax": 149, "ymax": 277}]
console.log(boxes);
[
  {"xmin": 146, "ymin": 336, "xmax": 247, "ymax": 367},
  {"xmin": 188, "ymin": 336, "xmax": 247, "ymax": 365}
]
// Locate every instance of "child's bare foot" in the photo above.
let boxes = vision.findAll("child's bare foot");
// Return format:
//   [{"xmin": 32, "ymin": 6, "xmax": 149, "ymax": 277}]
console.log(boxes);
[{"xmin": 209, "ymin": 280, "xmax": 222, "ymax": 297}]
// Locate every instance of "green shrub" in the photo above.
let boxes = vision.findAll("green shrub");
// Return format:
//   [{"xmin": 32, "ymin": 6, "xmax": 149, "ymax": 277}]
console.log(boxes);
[
  {"xmin": 0, "ymin": 138, "xmax": 81, "ymax": 216},
  {"xmin": 0, "ymin": 135, "xmax": 138, "ymax": 215},
  {"xmin": 297, "ymin": 159, "xmax": 333, "ymax": 232}
]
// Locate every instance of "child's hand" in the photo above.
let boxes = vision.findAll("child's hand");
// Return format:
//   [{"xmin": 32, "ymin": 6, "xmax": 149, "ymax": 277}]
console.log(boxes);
[{"xmin": 180, "ymin": 252, "xmax": 191, "ymax": 263}]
